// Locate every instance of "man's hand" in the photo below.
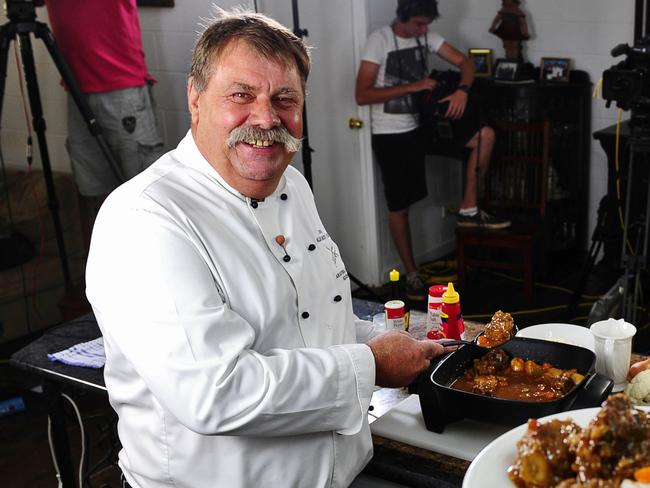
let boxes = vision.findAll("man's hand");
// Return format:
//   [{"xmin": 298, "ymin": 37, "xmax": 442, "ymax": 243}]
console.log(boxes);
[
  {"xmin": 440, "ymin": 89, "xmax": 468, "ymax": 119},
  {"xmin": 367, "ymin": 330, "xmax": 446, "ymax": 387},
  {"xmin": 409, "ymin": 77, "xmax": 438, "ymax": 94}
]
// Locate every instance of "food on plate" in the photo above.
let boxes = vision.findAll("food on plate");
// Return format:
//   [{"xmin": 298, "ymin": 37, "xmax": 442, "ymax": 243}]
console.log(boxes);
[
  {"xmin": 451, "ymin": 348, "xmax": 585, "ymax": 401},
  {"xmin": 629, "ymin": 358, "xmax": 650, "ymax": 381},
  {"xmin": 625, "ymin": 369, "xmax": 650, "ymax": 406},
  {"xmin": 507, "ymin": 393, "xmax": 650, "ymax": 487},
  {"xmin": 477, "ymin": 310, "xmax": 516, "ymax": 348},
  {"xmin": 507, "ymin": 418, "xmax": 581, "ymax": 487}
]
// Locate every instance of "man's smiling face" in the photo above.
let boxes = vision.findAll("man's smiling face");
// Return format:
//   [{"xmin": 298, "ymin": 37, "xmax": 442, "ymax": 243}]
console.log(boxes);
[{"xmin": 188, "ymin": 39, "xmax": 304, "ymax": 198}]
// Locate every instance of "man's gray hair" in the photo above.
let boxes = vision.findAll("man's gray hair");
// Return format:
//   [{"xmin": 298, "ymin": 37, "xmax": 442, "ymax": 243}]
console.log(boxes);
[{"xmin": 190, "ymin": 7, "xmax": 311, "ymax": 93}]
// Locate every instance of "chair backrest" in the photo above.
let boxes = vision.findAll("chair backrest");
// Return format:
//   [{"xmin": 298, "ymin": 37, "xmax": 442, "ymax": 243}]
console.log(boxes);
[{"xmin": 481, "ymin": 121, "xmax": 550, "ymax": 219}]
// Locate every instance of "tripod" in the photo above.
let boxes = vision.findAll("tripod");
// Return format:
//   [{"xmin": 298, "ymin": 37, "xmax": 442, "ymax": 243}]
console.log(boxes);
[
  {"xmin": 618, "ymin": 125, "xmax": 650, "ymax": 325},
  {"xmin": 0, "ymin": 3, "xmax": 123, "ymax": 291}
]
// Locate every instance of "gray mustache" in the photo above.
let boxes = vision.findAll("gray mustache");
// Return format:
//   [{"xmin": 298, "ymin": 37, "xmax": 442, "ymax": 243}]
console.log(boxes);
[{"xmin": 227, "ymin": 125, "xmax": 302, "ymax": 153}]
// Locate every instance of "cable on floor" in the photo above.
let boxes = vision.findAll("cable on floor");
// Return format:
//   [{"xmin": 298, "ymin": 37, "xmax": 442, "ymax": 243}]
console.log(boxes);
[{"xmin": 47, "ymin": 393, "xmax": 86, "ymax": 488}]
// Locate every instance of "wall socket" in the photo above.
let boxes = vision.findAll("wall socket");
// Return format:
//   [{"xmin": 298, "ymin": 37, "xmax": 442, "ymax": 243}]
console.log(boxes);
[{"xmin": 440, "ymin": 206, "xmax": 457, "ymax": 218}]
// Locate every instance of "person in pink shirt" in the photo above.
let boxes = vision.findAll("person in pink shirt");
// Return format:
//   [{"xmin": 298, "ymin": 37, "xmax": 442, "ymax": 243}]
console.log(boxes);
[{"xmin": 45, "ymin": 0, "xmax": 165, "ymax": 249}]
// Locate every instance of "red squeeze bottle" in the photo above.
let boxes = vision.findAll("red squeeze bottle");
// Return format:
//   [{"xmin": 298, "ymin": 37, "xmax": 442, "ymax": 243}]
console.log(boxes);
[{"xmin": 440, "ymin": 282, "xmax": 465, "ymax": 340}]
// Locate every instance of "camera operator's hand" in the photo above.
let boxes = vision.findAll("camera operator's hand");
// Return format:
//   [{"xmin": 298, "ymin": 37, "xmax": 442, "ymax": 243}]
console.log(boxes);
[
  {"xmin": 440, "ymin": 89, "xmax": 468, "ymax": 119},
  {"xmin": 367, "ymin": 330, "xmax": 445, "ymax": 387},
  {"xmin": 409, "ymin": 77, "xmax": 438, "ymax": 94}
]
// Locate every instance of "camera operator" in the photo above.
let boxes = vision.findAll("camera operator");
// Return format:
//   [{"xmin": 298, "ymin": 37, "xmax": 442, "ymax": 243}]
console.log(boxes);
[
  {"xmin": 44, "ymin": 0, "xmax": 165, "ymax": 251},
  {"xmin": 355, "ymin": 0, "xmax": 509, "ymax": 300}
]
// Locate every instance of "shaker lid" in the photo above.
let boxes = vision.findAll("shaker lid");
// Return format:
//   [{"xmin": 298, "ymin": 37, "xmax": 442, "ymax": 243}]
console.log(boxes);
[{"xmin": 428, "ymin": 284, "xmax": 447, "ymax": 298}]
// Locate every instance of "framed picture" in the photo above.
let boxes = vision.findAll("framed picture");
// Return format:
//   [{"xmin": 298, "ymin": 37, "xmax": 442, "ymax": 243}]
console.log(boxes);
[
  {"xmin": 540, "ymin": 57, "xmax": 571, "ymax": 83},
  {"xmin": 468, "ymin": 48, "xmax": 493, "ymax": 77},
  {"xmin": 137, "ymin": 0, "xmax": 174, "ymax": 6},
  {"xmin": 493, "ymin": 59, "xmax": 520, "ymax": 81}
]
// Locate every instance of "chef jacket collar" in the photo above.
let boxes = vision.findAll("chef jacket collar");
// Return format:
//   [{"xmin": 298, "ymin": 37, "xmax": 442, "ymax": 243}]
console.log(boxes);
[{"xmin": 176, "ymin": 130, "xmax": 289, "ymax": 203}]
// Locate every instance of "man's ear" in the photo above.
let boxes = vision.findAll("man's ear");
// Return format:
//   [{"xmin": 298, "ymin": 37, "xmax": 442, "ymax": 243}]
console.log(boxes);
[{"xmin": 187, "ymin": 78, "xmax": 200, "ymax": 126}]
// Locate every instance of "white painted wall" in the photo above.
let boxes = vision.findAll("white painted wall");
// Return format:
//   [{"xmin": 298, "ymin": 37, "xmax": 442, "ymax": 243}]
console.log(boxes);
[{"xmin": 0, "ymin": 1, "xmax": 636, "ymax": 285}]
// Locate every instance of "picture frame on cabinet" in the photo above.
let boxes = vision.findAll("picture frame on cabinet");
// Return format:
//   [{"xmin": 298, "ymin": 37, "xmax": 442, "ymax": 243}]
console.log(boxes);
[
  {"xmin": 493, "ymin": 58, "xmax": 520, "ymax": 81},
  {"xmin": 540, "ymin": 57, "xmax": 571, "ymax": 83},
  {"xmin": 468, "ymin": 48, "xmax": 493, "ymax": 77}
]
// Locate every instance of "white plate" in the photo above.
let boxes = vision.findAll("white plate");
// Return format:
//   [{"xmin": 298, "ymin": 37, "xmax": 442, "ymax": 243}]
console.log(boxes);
[
  {"xmin": 463, "ymin": 406, "xmax": 650, "ymax": 488},
  {"xmin": 516, "ymin": 323, "xmax": 595, "ymax": 351}
]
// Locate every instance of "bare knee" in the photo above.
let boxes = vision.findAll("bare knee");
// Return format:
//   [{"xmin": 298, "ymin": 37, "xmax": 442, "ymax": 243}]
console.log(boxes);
[
  {"xmin": 479, "ymin": 126, "xmax": 495, "ymax": 148},
  {"xmin": 466, "ymin": 126, "xmax": 495, "ymax": 150}
]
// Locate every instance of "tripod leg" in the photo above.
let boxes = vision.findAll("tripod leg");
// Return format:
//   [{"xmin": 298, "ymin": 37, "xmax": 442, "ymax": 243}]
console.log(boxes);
[
  {"xmin": 567, "ymin": 199, "xmax": 608, "ymax": 316},
  {"xmin": 34, "ymin": 21, "xmax": 124, "ymax": 183},
  {"xmin": 621, "ymin": 150, "xmax": 638, "ymax": 322},
  {"xmin": 0, "ymin": 23, "xmax": 16, "ymax": 124},
  {"xmin": 16, "ymin": 32, "xmax": 71, "ymax": 290}
]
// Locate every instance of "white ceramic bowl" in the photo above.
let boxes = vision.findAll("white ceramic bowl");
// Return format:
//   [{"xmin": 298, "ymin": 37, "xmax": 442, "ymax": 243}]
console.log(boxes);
[{"xmin": 516, "ymin": 323, "xmax": 595, "ymax": 352}]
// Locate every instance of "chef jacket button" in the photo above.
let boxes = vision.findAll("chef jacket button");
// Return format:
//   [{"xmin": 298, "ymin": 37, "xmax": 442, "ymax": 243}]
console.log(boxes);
[
  {"xmin": 334, "ymin": 295, "xmax": 342, "ymax": 302},
  {"xmin": 301, "ymin": 311, "xmax": 310, "ymax": 319},
  {"xmin": 283, "ymin": 255, "xmax": 291, "ymax": 262},
  {"xmin": 251, "ymin": 200, "xmax": 258, "ymax": 209},
  {"xmin": 280, "ymin": 193, "xmax": 288, "ymax": 200},
  {"xmin": 307, "ymin": 244, "xmax": 316, "ymax": 251}
]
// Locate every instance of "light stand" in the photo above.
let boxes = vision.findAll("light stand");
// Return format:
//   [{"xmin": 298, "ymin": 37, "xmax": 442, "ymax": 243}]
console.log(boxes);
[
  {"xmin": 289, "ymin": 0, "xmax": 380, "ymax": 300},
  {"xmin": 290, "ymin": 0, "xmax": 314, "ymax": 189},
  {"xmin": 0, "ymin": 3, "xmax": 123, "ymax": 292}
]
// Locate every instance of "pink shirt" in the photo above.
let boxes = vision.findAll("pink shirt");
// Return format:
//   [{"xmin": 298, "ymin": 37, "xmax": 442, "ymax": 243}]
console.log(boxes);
[{"xmin": 46, "ymin": 0, "xmax": 154, "ymax": 93}]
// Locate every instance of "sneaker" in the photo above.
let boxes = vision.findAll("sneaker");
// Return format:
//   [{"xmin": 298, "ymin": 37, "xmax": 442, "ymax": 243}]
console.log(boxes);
[
  {"xmin": 405, "ymin": 273, "xmax": 428, "ymax": 301},
  {"xmin": 456, "ymin": 209, "xmax": 511, "ymax": 229}
]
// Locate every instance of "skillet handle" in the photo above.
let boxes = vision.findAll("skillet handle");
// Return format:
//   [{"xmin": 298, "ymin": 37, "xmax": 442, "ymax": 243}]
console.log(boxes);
[
  {"xmin": 439, "ymin": 339, "xmax": 474, "ymax": 347},
  {"xmin": 407, "ymin": 353, "xmax": 450, "ymax": 394},
  {"xmin": 572, "ymin": 373, "xmax": 614, "ymax": 410}
]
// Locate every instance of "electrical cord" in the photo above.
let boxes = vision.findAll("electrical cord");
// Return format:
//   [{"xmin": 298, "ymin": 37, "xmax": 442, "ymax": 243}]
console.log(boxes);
[{"xmin": 47, "ymin": 393, "xmax": 86, "ymax": 488}]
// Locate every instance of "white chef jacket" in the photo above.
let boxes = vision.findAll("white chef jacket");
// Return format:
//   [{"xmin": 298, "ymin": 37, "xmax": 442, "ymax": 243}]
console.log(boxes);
[{"xmin": 86, "ymin": 131, "xmax": 381, "ymax": 488}]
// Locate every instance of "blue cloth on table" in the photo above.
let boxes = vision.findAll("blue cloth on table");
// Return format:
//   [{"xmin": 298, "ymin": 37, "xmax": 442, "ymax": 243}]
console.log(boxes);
[{"xmin": 47, "ymin": 337, "xmax": 105, "ymax": 369}]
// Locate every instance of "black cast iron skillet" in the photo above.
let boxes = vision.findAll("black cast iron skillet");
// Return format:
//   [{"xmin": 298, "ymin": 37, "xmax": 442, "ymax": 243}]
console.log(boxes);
[{"xmin": 411, "ymin": 336, "xmax": 614, "ymax": 433}]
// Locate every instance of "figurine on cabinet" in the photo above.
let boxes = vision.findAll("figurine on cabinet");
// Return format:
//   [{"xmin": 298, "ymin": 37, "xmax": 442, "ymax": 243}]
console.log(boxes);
[{"xmin": 489, "ymin": 0, "xmax": 530, "ymax": 62}]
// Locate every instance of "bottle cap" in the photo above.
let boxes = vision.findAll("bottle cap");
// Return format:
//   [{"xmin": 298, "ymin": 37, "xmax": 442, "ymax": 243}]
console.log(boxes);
[
  {"xmin": 428, "ymin": 284, "xmax": 447, "ymax": 298},
  {"xmin": 385, "ymin": 299, "xmax": 405, "ymax": 309},
  {"xmin": 384, "ymin": 300, "xmax": 405, "ymax": 319},
  {"xmin": 442, "ymin": 282, "xmax": 460, "ymax": 304},
  {"xmin": 389, "ymin": 269, "xmax": 400, "ymax": 282}
]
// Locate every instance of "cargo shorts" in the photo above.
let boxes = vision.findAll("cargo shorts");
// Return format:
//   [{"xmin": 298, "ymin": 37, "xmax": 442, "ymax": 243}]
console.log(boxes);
[{"xmin": 66, "ymin": 84, "xmax": 165, "ymax": 197}]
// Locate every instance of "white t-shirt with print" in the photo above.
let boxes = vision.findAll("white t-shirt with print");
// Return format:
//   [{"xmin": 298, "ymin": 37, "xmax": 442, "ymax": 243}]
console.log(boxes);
[{"xmin": 361, "ymin": 25, "xmax": 444, "ymax": 134}]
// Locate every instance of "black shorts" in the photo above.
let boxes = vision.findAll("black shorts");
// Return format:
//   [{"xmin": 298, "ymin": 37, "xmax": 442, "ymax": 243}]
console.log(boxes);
[{"xmin": 372, "ymin": 129, "xmax": 427, "ymax": 212}]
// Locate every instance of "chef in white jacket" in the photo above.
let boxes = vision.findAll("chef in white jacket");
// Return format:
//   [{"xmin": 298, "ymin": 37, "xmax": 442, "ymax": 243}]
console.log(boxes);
[{"xmin": 86, "ymin": 8, "xmax": 446, "ymax": 488}]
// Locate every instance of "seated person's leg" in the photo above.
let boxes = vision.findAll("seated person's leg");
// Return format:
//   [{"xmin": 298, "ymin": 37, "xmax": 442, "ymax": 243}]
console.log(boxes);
[
  {"xmin": 449, "ymin": 111, "xmax": 510, "ymax": 229},
  {"xmin": 462, "ymin": 126, "xmax": 495, "ymax": 210}
]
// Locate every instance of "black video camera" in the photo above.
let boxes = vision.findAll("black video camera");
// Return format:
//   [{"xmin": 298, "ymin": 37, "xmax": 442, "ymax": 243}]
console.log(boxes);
[
  {"xmin": 602, "ymin": 36, "xmax": 650, "ymax": 111},
  {"xmin": 5, "ymin": 0, "xmax": 44, "ymax": 23},
  {"xmin": 418, "ymin": 69, "xmax": 460, "ymax": 139}
]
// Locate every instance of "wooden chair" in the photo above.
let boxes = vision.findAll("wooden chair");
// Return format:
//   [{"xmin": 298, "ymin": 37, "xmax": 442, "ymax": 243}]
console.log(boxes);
[{"xmin": 456, "ymin": 120, "xmax": 550, "ymax": 303}]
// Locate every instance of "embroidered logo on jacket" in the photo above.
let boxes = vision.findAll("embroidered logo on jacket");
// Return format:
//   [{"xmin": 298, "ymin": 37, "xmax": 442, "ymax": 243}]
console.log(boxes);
[{"xmin": 326, "ymin": 244, "xmax": 339, "ymax": 265}]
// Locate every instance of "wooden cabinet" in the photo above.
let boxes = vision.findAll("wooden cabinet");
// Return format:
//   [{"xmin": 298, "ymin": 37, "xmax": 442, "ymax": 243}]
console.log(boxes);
[{"xmin": 474, "ymin": 71, "xmax": 592, "ymax": 260}]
